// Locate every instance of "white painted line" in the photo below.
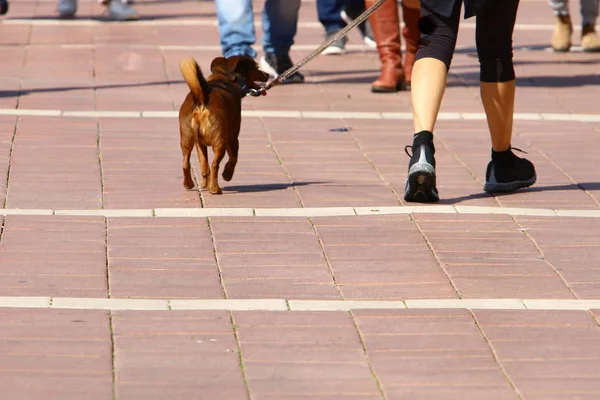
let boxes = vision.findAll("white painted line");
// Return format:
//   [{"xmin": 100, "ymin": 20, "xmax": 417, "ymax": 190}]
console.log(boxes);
[
  {"xmin": 0, "ymin": 297, "xmax": 599, "ymax": 311},
  {"xmin": 554, "ymin": 210, "xmax": 600, "ymax": 218},
  {"xmin": 255, "ymin": 110, "xmax": 303, "ymax": 118},
  {"xmin": 0, "ymin": 296, "xmax": 51, "ymax": 308},
  {"xmin": 513, "ymin": 113, "xmax": 543, "ymax": 121},
  {"xmin": 53, "ymin": 209, "xmax": 154, "ymax": 217},
  {"xmin": 0, "ymin": 206, "xmax": 597, "ymax": 218},
  {"xmin": 141, "ymin": 111, "xmax": 178, "ymax": 118},
  {"xmin": 170, "ymin": 299, "xmax": 288, "ymax": 311},
  {"xmin": 381, "ymin": 112, "xmax": 415, "ymax": 120},
  {"xmin": 405, "ymin": 299, "xmax": 526, "ymax": 310},
  {"xmin": 254, "ymin": 207, "xmax": 356, "ymax": 217},
  {"xmin": 154, "ymin": 208, "xmax": 254, "ymax": 217},
  {"xmin": 288, "ymin": 300, "xmax": 407, "ymax": 311},
  {"xmin": 52, "ymin": 297, "xmax": 169, "ymax": 310},
  {"xmin": 523, "ymin": 299, "xmax": 600, "ymax": 310},
  {"xmin": 0, "ymin": 109, "xmax": 61, "ymax": 117},
  {"xmin": 1, "ymin": 108, "xmax": 598, "ymax": 123},
  {"xmin": 461, "ymin": 112, "xmax": 487, "ymax": 120},
  {"xmin": 455, "ymin": 206, "xmax": 557, "ymax": 217},
  {"xmin": 354, "ymin": 205, "xmax": 457, "ymax": 215},
  {"xmin": 61, "ymin": 111, "xmax": 142, "ymax": 118},
  {"xmin": 0, "ymin": 209, "xmax": 54, "ymax": 216}
]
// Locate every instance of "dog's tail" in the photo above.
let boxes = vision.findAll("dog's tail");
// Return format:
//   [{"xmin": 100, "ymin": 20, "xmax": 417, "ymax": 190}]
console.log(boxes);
[{"xmin": 179, "ymin": 57, "xmax": 210, "ymax": 104}]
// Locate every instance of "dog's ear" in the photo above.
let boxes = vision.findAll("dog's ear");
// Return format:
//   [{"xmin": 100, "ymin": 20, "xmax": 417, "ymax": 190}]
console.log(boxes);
[
  {"xmin": 210, "ymin": 57, "xmax": 228, "ymax": 73},
  {"xmin": 226, "ymin": 55, "xmax": 257, "ymax": 74}
]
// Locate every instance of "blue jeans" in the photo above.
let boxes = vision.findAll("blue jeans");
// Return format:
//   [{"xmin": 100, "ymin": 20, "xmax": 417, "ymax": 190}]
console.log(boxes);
[
  {"xmin": 215, "ymin": 0, "xmax": 301, "ymax": 58},
  {"xmin": 549, "ymin": 0, "xmax": 599, "ymax": 25},
  {"xmin": 316, "ymin": 0, "xmax": 366, "ymax": 33}
]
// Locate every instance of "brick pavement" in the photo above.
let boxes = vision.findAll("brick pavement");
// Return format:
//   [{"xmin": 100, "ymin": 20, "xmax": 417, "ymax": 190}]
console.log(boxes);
[{"xmin": 1, "ymin": 0, "xmax": 600, "ymax": 398}]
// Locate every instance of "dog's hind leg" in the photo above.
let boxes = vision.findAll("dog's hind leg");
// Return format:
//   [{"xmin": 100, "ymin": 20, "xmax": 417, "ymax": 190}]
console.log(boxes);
[
  {"xmin": 222, "ymin": 138, "xmax": 239, "ymax": 182},
  {"xmin": 209, "ymin": 145, "xmax": 226, "ymax": 195},
  {"xmin": 181, "ymin": 129, "xmax": 195, "ymax": 189},
  {"xmin": 196, "ymin": 142, "xmax": 210, "ymax": 189}
]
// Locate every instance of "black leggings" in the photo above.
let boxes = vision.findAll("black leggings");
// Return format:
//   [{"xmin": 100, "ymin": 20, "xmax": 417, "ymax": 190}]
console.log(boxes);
[{"xmin": 415, "ymin": 0, "xmax": 520, "ymax": 82}]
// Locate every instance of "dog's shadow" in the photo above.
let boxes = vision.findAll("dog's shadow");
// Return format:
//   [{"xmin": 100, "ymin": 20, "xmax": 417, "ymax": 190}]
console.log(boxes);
[{"xmin": 222, "ymin": 181, "xmax": 326, "ymax": 194}]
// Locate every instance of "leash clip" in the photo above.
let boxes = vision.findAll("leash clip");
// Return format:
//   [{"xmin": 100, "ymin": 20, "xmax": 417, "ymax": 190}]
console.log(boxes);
[{"xmin": 246, "ymin": 87, "xmax": 266, "ymax": 97}]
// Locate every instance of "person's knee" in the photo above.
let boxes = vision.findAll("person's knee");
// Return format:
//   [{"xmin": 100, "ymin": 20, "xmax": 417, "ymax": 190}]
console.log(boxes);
[
  {"xmin": 415, "ymin": 16, "xmax": 457, "ymax": 69},
  {"xmin": 479, "ymin": 55, "xmax": 515, "ymax": 82}
]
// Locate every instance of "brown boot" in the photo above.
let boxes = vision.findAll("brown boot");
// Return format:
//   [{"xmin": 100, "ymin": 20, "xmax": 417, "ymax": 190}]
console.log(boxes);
[
  {"xmin": 581, "ymin": 24, "xmax": 600, "ymax": 52},
  {"xmin": 401, "ymin": 3, "xmax": 420, "ymax": 89},
  {"xmin": 366, "ymin": 0, "xmax": 406, "ymax": 93},
  {"xmin": 551, "ymin": 14, "xmax": 573, "ymax": 52}
]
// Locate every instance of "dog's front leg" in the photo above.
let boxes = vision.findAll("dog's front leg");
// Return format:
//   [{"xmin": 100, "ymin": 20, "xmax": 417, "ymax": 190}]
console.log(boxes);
[{"xmin": 222, "ymin": 139, "xmax": 239, "ymax": 182}]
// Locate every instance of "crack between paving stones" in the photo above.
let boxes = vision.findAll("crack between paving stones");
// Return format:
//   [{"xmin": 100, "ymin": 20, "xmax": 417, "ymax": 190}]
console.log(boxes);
[
  {"xmin": 105, "ymin": 217, "xmax": 111, "ymax": 298},
  {"xmin": 588, "ymin": 310, "xmax": 600, "ymax": 326},
  {"xmin": 344, "ymin": 118, "xmax": 405, "ymax": 203},
  {"xmin": 469, "ymin": 310, "xmax": 525, "ymax": 400},
  {"xmin": 255, "ymin": 115, "xmax": 348, "ymax": 296},
  {"xmin": 350, "ymin": 310, "xmax": 389, "ymax": 400},
  {"xmin": 256, "ymin": 116, "xmax": 305, "ymax": 205},
  {"xmin": 3, "ymin": 116, "xmax": 19, "ymax": 209},
  {"xmin": 409, "ymin": 215, "xmax": 464, "ymax": 298},
  {"xmin": 206, "ymin": 216, "xmax": 229, "ymax": 299},
  {"xmin": 229, "ymin": 311, "xmax": 253, "ymax": 400},
  {"xmin": 309, "ymin": 217, "xmax": 345, "ymax": 299},
  {"xmin": 3, "ymin": 26, "xmax": 30, "ymax": 207},
  {"xmin": 344, "ymin": 121, "xmax": 464, "ymax": 299},
  {"xmin": 520, "ymin": 139, "xmax": 600, "ymax": 207},
  {"xmin": 159, "ymin": 46, "xmax": 178, "ymax": 111},
  {"xmin": 109, "ymin": 311, "xmax": 118, "ymax": 400},
  {"xmin": 510, "ymin": 214, "xmax": 579, "ymax": 299}
]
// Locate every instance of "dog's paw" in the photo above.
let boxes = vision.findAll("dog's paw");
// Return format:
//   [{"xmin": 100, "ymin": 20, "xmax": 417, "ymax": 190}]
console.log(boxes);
[
  {"xmin": 209, "ymin": 187, "xmax": 223, "ymax": 195},
  {"xmin": 183, "ymin": 180, "xmax": 195, "ymax": 190},
  {"xmin": 222, "ymin": 170, "xmax": 234, "ymax": 182}
]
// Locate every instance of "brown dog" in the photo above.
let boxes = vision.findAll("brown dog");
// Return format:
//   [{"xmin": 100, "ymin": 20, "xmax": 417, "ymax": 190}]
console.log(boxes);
[{"xmin": 178, "ymin": 56, "xmax": 269, "ymax": 194}]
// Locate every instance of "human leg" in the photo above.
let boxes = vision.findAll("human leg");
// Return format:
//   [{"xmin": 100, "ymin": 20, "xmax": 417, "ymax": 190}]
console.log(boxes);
[
  {"xmin": 580, "ymin": 0, "xmax": 600, "ymax": 51},
  {"xmin": 400, "ymin": 0, "xmax": 420, "ymax": 88},
  {"xmin": 549, "ymin": 0, "xmax": 573, "ymax": 51},
  {"xmin": 365, "ymin": 0, "xmax": 405, "ymax": 92},
  {"xmin": 215, "ymin": 0, "xmax": 257, "ymax": 58},
  {"xmin": 341, "ymin": 0, "xmax": 376, "ymax": 47},
  {"xmin": 316, "ymin": 0, "xmax": 348, "ymax": 55},
  {"xmin": 476, "ymin": 0, "xmax": 536, "ymax": 192},
  {"xmin": 403, "ymin": 1, "xmax": 461, "ymax": 202},
  {"xmin": 260, "ymin": 0, "xmax": 305, "ymax": 83}
]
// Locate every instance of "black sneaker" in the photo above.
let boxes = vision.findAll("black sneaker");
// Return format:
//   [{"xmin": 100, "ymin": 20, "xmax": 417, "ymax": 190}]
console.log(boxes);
[
  {"xmin": 404, "ymin": 130, "xmax": 439, "ymax": 203},
  {"xmin": 322, "ymin": 30, "xmax": 347, "ymax": 55},
  {"xmin": 0, "ymin": 0, "xmax": 8, "ymax": 15},
  {"xmin": 259, "ymin": 53, "xmax": 305, "ymax": 84},
  {"xmin": 483, "ymin": 147, "xmax": 536, "ymax": 193}
]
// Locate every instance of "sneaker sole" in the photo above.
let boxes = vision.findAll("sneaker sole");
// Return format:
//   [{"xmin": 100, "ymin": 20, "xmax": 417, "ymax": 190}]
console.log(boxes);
[
  {"xmin": 404, "ymin": 169, "xmax": 439, "ymax": 203},
  {"xmin": 322, "ymin": 46, "xmax": 345, "ymax": 55},
  {"xmin": 483, "ymin": 174, "xmax": 537, "ymax": 193}
]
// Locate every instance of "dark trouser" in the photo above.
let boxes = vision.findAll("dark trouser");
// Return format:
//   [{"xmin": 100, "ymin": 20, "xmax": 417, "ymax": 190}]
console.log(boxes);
[
  {"xmin": 415, "ymin": 0, "xmax": 520, "ymax": 82},
  {"xmin": 316, "ymin": 0, "xmax": 365, "ymax": 33}
]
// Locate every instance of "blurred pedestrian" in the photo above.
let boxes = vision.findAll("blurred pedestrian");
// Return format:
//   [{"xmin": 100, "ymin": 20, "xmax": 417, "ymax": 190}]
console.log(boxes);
[
  {"xmin": 550, "ymin": 0, "xmax": 600, "ymax": 52},
  {"xmin": 215, "ymin": 0, "xmax": 305, "ymax": 83},
  {"xmin": 316, "ymin": 0, "xmax": 377, "ymax": 55},
  {"xmin": 366, "ymin": 0, "xmax": 421, "ymax": 92}
]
